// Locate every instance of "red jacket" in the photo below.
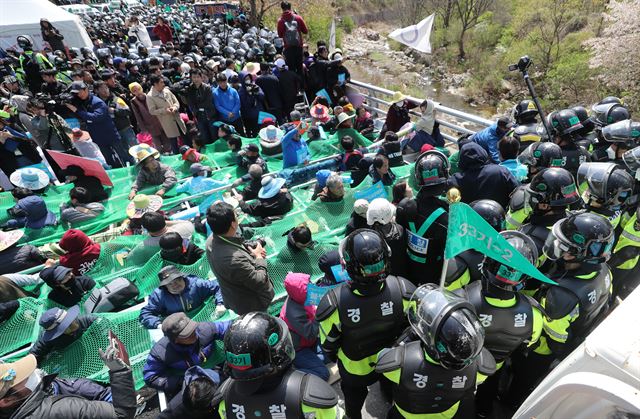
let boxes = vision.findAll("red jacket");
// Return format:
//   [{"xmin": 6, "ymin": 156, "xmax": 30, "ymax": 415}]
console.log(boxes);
[
  {"xmin": 152, "ymin": 23, "xmax": 173, "ymax": 44},
  {"xmin": 277, "ymin": 10, "xmax": 308, "ymax": 48}
]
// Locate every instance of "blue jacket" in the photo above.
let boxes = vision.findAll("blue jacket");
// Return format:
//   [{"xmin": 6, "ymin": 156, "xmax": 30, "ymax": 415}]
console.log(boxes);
[
  {"xmin": 471, "ymin": 123, "xmax": 505, "ymax": 164},
  {"xmin": 139, "ymin": 275, "xmax": 224, "ymax": 329},
  {"xmin": 500, "ymin": 159, "xmax": 527, "ymax": 182},
  {"xmin": 143, "ymin": 320, "xmax": 231, "ymax": 393},
  {"xmin": 281, "ymin": 129, "xmax": 309, "ymax": 168},
  {"xmin": 238, "ymin": 85, "xmax": 265, "ymax": 123},
  {"xmin": 75, "ymin": 94, "xmax": 121, "ymax": 147},
  {"xmin": 212, "ymin": 86, "xmax": 241, "ymax": 123}
]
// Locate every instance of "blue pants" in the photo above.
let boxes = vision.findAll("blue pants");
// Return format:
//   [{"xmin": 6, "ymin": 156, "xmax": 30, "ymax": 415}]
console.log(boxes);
[
  {"xmin": 52, "ymin": 377, "xmax": 113, "ymax": 402},
  {"xmin": 294, "ymin": 347, "xmax": 329, "ymax": 381},
  {"xmin": 118, "ymin": 127, "xmax": 138, "ymax": 148}
]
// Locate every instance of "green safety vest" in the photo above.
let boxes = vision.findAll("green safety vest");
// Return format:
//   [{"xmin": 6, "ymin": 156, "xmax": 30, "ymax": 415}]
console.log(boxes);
[{"xmin": 612, "ymin": 214, "xmax": 640, "ymax": 270}]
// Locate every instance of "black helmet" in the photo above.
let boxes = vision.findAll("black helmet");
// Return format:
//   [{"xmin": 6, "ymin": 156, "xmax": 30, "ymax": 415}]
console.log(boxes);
[
  {"xmin": 513, "ymin": 100, "xmax": 538, "ymax": 122},
  {"xmin": 223, "ymin": 312, "xmax": 295, "ymax": 381},
  {"xmin": 470, "ymin": 199, "xmax": 506, "ymax": 231},
  {"xmin": 601, "ymin": 119, "xmax": 640, "ymax": 149},
  {"xmin": 340, "ymin": 229, "xmax": 390, "ymax": 285},
  {"xmin": 526, "ymin": 167, "xmax": 580, "ymax": 208},
  {"xmin": 572, "ymin": 105, "xmax": 596, "ymax": 134},
  {"xmin": 482, "ymin": 231, "xmax": 538, "ymax": 292},
  {"xmin": 597, "ymin": 96, "xmax": 624, "ymax": 106},
  {"xmin": 577, "ymin": 162, "xmax": 634, "ymax": 209},
  {"xmin": 414, "ymin": 150, "xmax": 449, "ymax": 187},
  {"xmin": 518, "ymin": 142, "xmax": 564, "ymax": 169},
  {"xmin": 408, "ymin": 284, "xmax": 484, "ymax": 370},
  {"xmin": 548, "ymin": 109, "xmax": 584, "ymax": 138},
  {"xmin": 16, "ymin": 35, "xmax": 33, "ymax": 50},
  {"xmin": 223, "ymin": 46, "xmax": 235, "ymax": 58},
  {"xmin": 592, "ymin": 103, "xmax": 630, "ymax": 127},
  {"xmin": 543, "ymin": 212, "xmax": 614, "ymax": 264},
  {"xmin": 622, "ymin": 146, "xmax": 640, "ymax": 176}
]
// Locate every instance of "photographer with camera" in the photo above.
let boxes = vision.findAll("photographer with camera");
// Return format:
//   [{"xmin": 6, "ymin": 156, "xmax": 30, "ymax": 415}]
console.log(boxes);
[
  {"xmin": 239, "ymin": 73, "xmax": 265, "ymax": 137},
  {"xmin": 185, "ymin": 69, "xmax": 217, "ymax": 145},
  {"xmin": 40, "ymin": 69, "xmax": 66, "ymax": 97},
  {"xmin": 29, "ymin": 98, "xmax": 75, "ymax": 153},
  {"xmin": 206, "ymin": 201, "xmax": 274, "ymax": 315}
]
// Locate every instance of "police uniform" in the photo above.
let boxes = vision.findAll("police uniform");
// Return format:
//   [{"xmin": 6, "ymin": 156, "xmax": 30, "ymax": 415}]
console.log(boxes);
[
  {"xmin": 216, "ymin": 370, "xmax": 339, "ymax": 419},
  {"xmin": 511, "ymin": 122, "xmax": 541, "ymax": 153},
  {"xmin": 444, "ymin": 250, "xmax": 484, "ymax": 291},
  {"xmin": 558, "ymin": 142, "xmax": 591, "ymax": 177},
  {"xmin": 506, "ymin": 186, "xmax": 529, "ymax": 230},
  {"xmin": 317, "ymin": 276, "xmax": 415, "ymax": 418},
  {"xmin": 609, "ymin": 213, "xmax": 640, "ymax": 298}
]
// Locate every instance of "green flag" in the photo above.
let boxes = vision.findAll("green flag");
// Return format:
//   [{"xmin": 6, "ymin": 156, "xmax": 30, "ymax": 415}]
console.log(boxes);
[{"xmin": 445, "ymin": 202, "xmax": 556, "ymax": 284}]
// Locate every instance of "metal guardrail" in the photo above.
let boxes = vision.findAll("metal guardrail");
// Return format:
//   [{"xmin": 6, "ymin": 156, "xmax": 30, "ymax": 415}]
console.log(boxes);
[{"xmin": 348, "ymin": 79, "xmax": 493, "ymax": 143}]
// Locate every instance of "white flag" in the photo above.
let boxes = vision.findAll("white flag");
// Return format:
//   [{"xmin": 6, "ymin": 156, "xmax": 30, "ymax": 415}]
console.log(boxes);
[
  {"xmin": 329, "ymin": 19, "xmax": 336, "ymax": 52},
  {"xmin": 388, "ymin": 14, "xmax": 435, "ymax": 54}
]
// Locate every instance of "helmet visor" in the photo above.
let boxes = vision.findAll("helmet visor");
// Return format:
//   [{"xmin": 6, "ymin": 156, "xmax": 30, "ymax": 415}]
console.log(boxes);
[
  {"xmin": 409, "ymin": 284, "xmax": 467, "ymax": 348},
  {"xmin": 622, "ymin": 146, "xmax": 640, "ymax": 173},
  {"xmin": 438, "ymin": 308, "xmax": 484, "ymax": 369},
  {"xmin": 577, "ymin": 162, "xmax": 616, "ymax": 202},
  {"xmin": 602, "ymin": 119, "xmax": 640, "ymax": 144}
]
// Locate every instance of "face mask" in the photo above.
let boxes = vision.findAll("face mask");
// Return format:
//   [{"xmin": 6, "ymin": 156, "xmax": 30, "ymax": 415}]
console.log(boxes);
[{"xmin": 607, "ymin": 146, "xmax": 616, "ymax": 160}]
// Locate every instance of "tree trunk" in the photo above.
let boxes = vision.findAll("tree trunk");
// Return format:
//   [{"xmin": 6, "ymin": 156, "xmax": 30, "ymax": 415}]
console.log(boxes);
[{"xmin": 458, "ymin": 28, "xmax": 466, "ymax": 59}]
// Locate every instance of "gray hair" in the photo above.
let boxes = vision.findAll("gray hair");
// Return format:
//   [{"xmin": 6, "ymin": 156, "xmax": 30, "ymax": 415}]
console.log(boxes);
[{"xmin": 248, "ymin": 164, "xmax": 263, "ymax": 179}]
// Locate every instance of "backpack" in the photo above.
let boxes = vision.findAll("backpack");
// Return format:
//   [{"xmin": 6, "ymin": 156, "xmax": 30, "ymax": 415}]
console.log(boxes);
[
  {"xmin": 84, "ymin": 277, "xmax": 139, "ymax": 313},
  {"xmin": 284, "ymin": 16, "xmax": 301, "ymax": 46}
]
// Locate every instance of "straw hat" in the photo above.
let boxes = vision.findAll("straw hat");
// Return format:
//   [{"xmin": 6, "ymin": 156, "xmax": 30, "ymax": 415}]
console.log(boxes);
[
  {"xmin": 0, "ymin": 230, "xmax": 24, "ymax": 252},
  {"xmin": 129, "ymin": 144, "xmax": 159, "ymax": 165},
  {"xmin": 10, "ymin": 167, "xmax": 49, "ymax": 190},
  {"xmin": 242, "ymin": 62, "xmax": 260, "ymax": 76},
  {"xmin": 258, "ymin": 125, "xmax": 284, "ymax": 143},
  {"xmin": 390, "ymin": 91, "xmax": 406, "ymax": 105},
  {"xmin": 336, "ymin": 112, "xmax": 355, "ymax": 127},
  {"xmin": 126, "ymin": 194, "xmax": 163, "ymax": 218},
  {"xmin": 0, "ymin": 354, "xmax": 37, "ymax": 399}
]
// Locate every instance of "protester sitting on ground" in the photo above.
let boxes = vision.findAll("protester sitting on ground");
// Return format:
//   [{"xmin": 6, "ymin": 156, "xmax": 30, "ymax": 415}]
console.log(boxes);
[
  {"xmin": 279, "ymin": 272, "xmax": 330, "ymax": 381},
  {"xmin": 157, "ymin": 365, "xmax": 222, "ymax": 419},
  {"xmin": 143, "ymin": 312, "xmax": 231, "ymax": 396},
  {"xmin": 310, "ymin": 104, "xmax": 331, "ymax": 127},
  {"xmin": 378, "ymin": 131, "xmax": 404, "ymax": 167},
  {"xmin": 281, "ymin": 125, "xmax": 310, "ymax": 168},
  {"xmin": 206, "ymin": 201, "xmax": 274, "ymax": 315},
  {"xmin": 139, "ymin": 266, "xmax": 223, "ymax": 330},
  {"xmin": 405, "ymin": 98, "xmax": 445, "ymax": 152},
  {"xmin": 392, "ymin": 181, "xmax": 413, "ymax": 205},
  {"xmin": 236, "ymin": 143, "xmax": 268, "ymax": 172},
  {"xmin": 9, "ymin": 167, "xmax": 50, "ymax": 194},
  {"xmin": 0, "ymin": 229, "xmax": 46, "ymax": 275},
  {"xmin": 345, "ymin": 199, "xmax": 369, "ymax": 236},
  {"xmin": 354, "ymin": 106, "xmax": 374, "ymax": 138},
  {"xmin": 378, "ymin": 91, "xmax": 418, "ymax": 140},
  {"xmin": 0, "ymin": 349, "xmax": 136, "ymax": 419},
  {"xmin": 128, "ymin": 144, "xmax": 177, "ymax": 200},
  {"xmin": 175, "ymin": 163, "xmax": 227, "ymax": 195},
  {"xmin": 317, "ymin": 173, "xmax": 345, "ymax": 202},
  {"xmin": 235, "ymin": 176, "xmax": 293, "ymax": 218},
  {"xmin": 229, "ymin": 163, "xmax": 263, "ymax": 201},
  {"xmin": 127, "ymin": 211, "xmax": 195, "ymax": 264},
  {"xmin": 470, "ymin": 115, "xmax": 513, "ymax": 164},
  {"xmin": 2, "ymin": 195, "xmax": 57, "ymax": 231},
  {"xmin": 57, "ymin": 229, "xmax": 102, "ymax": 275},
  {"xmin": 39, "ymin": 263, "xmax": 96, "ymax": 307},
  {"xmin": 316, "ymin": 250, "xmax": 343, "ymax": 287},
  {"xmin": 62, "ymin": 165, "xmax": 109, "ymax": 202},
  {"xmin": 60, "ymin": 187, "xmax": 106, "ymax": 225},
  {"xmin": 498, "ymin": 135, "xmax": 528, "ymax": 182},
  {"xmin": 368, "ymin": 154, "xmax": 396, "ymax": 186},
  {"xmin": 366, "ymin": 197, "xmax": 408, "ymax": 277},
  {"xmin": 159, "ymin": 232, "xmax": 205, "ymax": 265},
  {"xmin": 337, "ymin": 135, "xmax": 366, "ymax": 172},
  {"xmin": 179, "ymin": 145, "xmax": 208, "ymax": 164},
  {"xmin": 29, "ymin": 305, "xmax": 97, "ymax": 364},
  {"xmin": 285, "ymin": 225, "xmax": 315, "ymax": 252}
]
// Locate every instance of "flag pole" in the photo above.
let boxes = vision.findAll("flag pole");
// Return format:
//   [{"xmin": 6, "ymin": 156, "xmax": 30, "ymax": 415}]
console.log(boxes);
[{"xmin": 439, "ymin": 188, "xmax": 461, "ymax": 290}]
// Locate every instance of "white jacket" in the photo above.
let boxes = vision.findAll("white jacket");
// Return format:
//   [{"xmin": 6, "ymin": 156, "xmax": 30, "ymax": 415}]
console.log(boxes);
[{"xmin": 128, "ymin": 22, "xmax": 153, "ymax": 48}]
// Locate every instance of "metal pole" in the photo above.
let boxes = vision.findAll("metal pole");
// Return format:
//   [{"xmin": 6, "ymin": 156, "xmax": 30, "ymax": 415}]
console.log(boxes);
[{"xmin": 522, "ymin": 70, "xmax": 553, "ymax": 140}]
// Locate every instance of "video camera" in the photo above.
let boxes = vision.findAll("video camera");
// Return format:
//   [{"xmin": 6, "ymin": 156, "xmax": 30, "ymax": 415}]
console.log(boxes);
[{"xmin": 509, "ymin": 56, "xmax": 532, "ymax": 73}]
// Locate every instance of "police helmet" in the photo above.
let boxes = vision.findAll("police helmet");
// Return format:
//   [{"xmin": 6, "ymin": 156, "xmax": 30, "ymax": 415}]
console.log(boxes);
[
  {"xmin": 577, "ymin": 162, "xmax": 634, "ymax": 209},
  {"xmin": 518, "ymin": 142, "xmax": 564, "ymax": 169},
  {"xmin": 469, "ymin": 199, "xmax": 506, "ymax": 231},
  {"xmin": 223, "ymin": 46, "xmax": 235, "ymax": 58},
  {"xmin": 601, "ymin": 119, "xmax": 640, "ymax": 149},
  {"xmin": 482, "ymin": 231, "xmax": 538, "ymax": 292},
  {"xmin": 548, "ymin": 109, "xmax": 584, "ymax": 139},
  {"xmin": 513, "ymin": 100, "xmax": 538, "ymax": 122},
  {"xmin": 408, "ymin": 284, "xmax": 485, "ymax": 370},
  {"xmin": 592, "ymin": 103, "xmax": 630, "ymax": 127},
  {"xmin": 543, "ymin": 212, "xmax": 614, "ymax": 264},
  {"xmin": 414, "ymin": 150, "xmax": 450, "ymax": 187},
  {"xmin": 571, "ymin": 105, "xmax": 596, "ymax": 134},
  {"xmin": 597, "ymin": 96, "xmax": 624, "ymax": 106},
  {"xmin": 526, "ymin": 167, "xmax": 580, "ymax": 208},
  {"xmin": 339, "ymin": 229, "xmax": 390, "ymax": 285},
  {"xmin": 16, "ymin": 35, "xmax": 33, "ymax": 50},
  {"xmin": 223, "ymin": 312, "xmax": 295, "ymax": 381}
]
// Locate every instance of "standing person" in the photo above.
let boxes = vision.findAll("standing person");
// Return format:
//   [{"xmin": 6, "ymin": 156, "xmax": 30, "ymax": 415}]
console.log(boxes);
[
  {"xmin": 212, "ymin": 73, "xmax": 243, "ymax": 136},
  {"xmin": 129, "ymin": 82, "xmax": 172, "ymax": 154},
  {"xmin": 255, "ymin": 63, "xmax": 284, "ymax": 124},
  {"xmin": 205, "ymin": 202, "xmax": 274, "ymax": 315},
  {"xmin": 275, "ymin": 58, "xmax": 300, "ymax": 119},
  {"xmin": 276, "ymin": 2, "xmax": 308, "ymax": 77},
  {"xmin": 185, "ymin": 69, "xmax": 217, "ymax": 145},
  {"xmin": 470, "ymin": 116, "xmax": 513, "ymax": 164},
  {"xmin": 317, "ymin": 229, "xmax": 416, "ymax": 419},
  {"xmin": 65, "ymin": 81, "xmax": 132, "ymax": 168},
  {"xmin": 94, "ymin": 81, "xmax": 136, "ymax": 148},
  {"xmin": 238, "ymin": 73, "xmax": 265, "ymax": 138},
  {"xmin": 16, "ymin": 35, "xmax": 53, "ymax": 94},
  {"xmin": 40, "ymin": 19, "xmax": 66, "ymax": 54},
  {"xmin": 152, "ymin": 17, "xmax": 173, "ymax": 45},
  {"xmin": 128, "ymin": 16, "xmax": 153, "ymax": 49},
  {"xmin": 146, "ymin": 74, "xmax": 186, "ymax": 154}
]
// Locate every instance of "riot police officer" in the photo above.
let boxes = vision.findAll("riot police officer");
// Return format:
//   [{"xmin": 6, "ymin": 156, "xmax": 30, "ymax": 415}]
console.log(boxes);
[
  {"xmin": 592, "ymin": 119, "xmax": 640, "ymax": 164},
  {"xmin": 395, "ymin": 150, "xmax": 450, "ymax": 285},
  {"xmin": 547, "ymin": 109, "xmax": 591, "ymax": 176},
  {"xmin": 317, "ymin": 229, "xmax": 416, "ymax": 419},
  {"xmin": 16, "ymin": 35, "xmax": 54, "ymax": 94},
  {"xmin": 445, "ymin": 199, "xmax": 506, "ymax": 290},
  {"xmin": 511, "ymin": 99, "xmax": 541, "ymax": 152},
  {"xmin": 375, "ymin": 284, "xmax": 495, "ymax": 418},
  {"xmin": 457, "ymin": 231, "xmax": 544, "ymax": 418},
  {"xmin": 609, "ymin": 204, "xmax": 640, "ymax": 299},
  {"xmin": 577, "ymin": 162, "xmax": 634, "ymax": 229},
  {"xmin": 506, "ymin": 142, "xmax": 564, "ymax": 230},
  {"xmin": 572, "ymin": 105, "xmax": 598, "ymax": 150},
  {"xmin": 218, "ymin": 311, "xmax": 340, "ymax": 418}
]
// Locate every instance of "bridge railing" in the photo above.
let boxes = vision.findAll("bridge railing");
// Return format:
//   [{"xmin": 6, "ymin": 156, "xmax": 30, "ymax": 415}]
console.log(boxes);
[{"xmin": 348, "ymin": 79, "xmax": 493, "ymax": 143}]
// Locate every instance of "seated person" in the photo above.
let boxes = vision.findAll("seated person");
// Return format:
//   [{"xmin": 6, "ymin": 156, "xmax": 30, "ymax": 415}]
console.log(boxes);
[
  {"xmin": 0, "ymin": 274, "xmax": 38, "ymax": 303},
  {"xmin": 176, "ymin": 163, "xmax": 227, "ymax": 195},
  {"xmin": 143, "ymin": 313, "xmax": 231, "ymax": 396},
  {"xmin": 39, "ymin": 264, "xmax": 96, "ymax": 307},
  {"xmin": 236, "ymin": 143, "xmax": 268, "ymax": 172},
  {"xmin": 378, "ymin": 131, "xmax": 404, "ymax": 167},
  {"xmin": 139, "ymin": 266, "xmax": 223, "ymax": 329},
  {"xmin": 62, "ymin": 164, "xmax": 109, "ymax": 202},
  {"xmin": 317, "ymin": 173, "xmax": 345, "ymax": 202},
  {"xmin": 0, "ymin": 300, "xmax": 20, "ymax": 322},
  {"xmin": 404, "ymin": 98, "xmax": 445, "ymax": 152},
  {"xmin": 279, "ymin": 272, "xmax": 329, "ymax": 381},
  {"xmin": 354, "ymin": 106, "xmax": 374, "ymax": 137},
  {"xmin": 368, "ymin": 154, "xmax": 396, "ymax": 186},
  {"xmin": 9, "ymin": 167, "xmax": 50, "ymax": 194},
  {"xmin": 29, "ymin": 305, "xmax": 97, "ymax": 364},
  {"xmin": 498, "ymin": 135, "xmax": 527, "ymax": 182},
  {"xmin": 345, "ymin": 199, "xmax": 369, "ymax": 236},
  {"xmin": 391, "ymin": 181, "xmax": 413, "ymax": 205},
  {"xmin": 57, "ymin": 229, "xmax": 101, "ymax": 275},
  {"xmin": 282, "ymin": 126, "xmax": 310, "ymax": 168},
  {"xmin": 336, "ymin": 135, "xmax": 366, "ymax": 172},
  {"xmin": 316, "ymin": 250, "xmax": 343, "ymax": 287},
  {"xmin": 180, "ymin": 145, "xmax": 209, "ymax": 164},
  {"xmin": 127, "ymin": 212, "xmax": 195, "ymax": 264},
  {"xmin": 60, "ymin": 187, "xmax": 106, "ymax": 224},
  {"xmin": 285, "ymin": 225, "xmax": 315, "ymax": 252},
  {"xmin": 128, "ymin": 145, "xmax": 177, "ymax": 199},
  {"xmin": 235, "ymin": 176, "xmax": 293, "ymax": 218},
  {"xmin": 229, "ymin": 163, "xmax": 264, "ymax": 201},
  {"xmin": 0, "ymin": 230, "xmax": 46, "ymax": 275},
  {"xmin": 160, "ymin": 232, "xmax": 205, "ymax": 266},
  {"xmin": 2, "ymin": 195, "xmax": 57, "ymax": 230},
  {"xmin": 157, "ymin": 366, "xmax": 222, "ymax": 419},
  {"xmin": 219, "ymin": 124, "xmax": 238, "ymax": 145}
]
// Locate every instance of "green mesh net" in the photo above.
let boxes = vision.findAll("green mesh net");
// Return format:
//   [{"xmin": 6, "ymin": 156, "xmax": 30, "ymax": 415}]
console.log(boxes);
[{"xmin": 0, "ymin": 298, "xmax": 45, "ymax": 357}]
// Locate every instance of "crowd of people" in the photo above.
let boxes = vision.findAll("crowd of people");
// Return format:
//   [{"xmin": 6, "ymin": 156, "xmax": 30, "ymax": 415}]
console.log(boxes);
[{"xmin": 0, "ymin": 1, "xmax": 639, "ymax": 418}]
